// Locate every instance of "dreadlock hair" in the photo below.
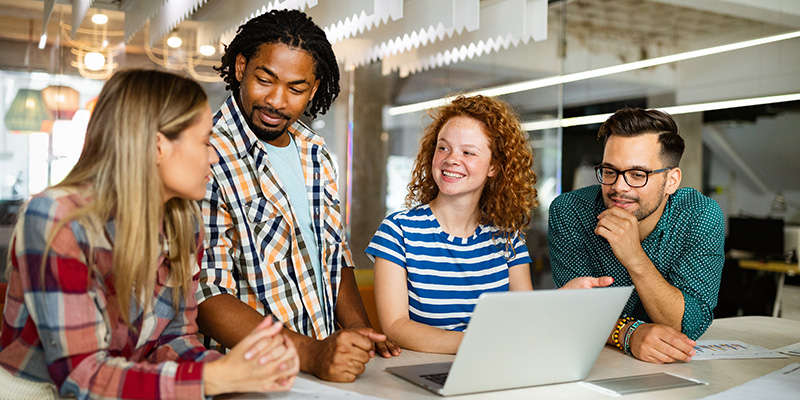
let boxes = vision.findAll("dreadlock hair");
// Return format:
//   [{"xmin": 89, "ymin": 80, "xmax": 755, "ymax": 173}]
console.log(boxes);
[{"xmin": 215, "ymin": 9, "xmax": 340, "ymax": 119}]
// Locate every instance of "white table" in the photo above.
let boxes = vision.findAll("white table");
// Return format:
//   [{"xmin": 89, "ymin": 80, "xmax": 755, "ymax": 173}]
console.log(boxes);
[{"xmin": 227, "ymin": 316, "xmax": 800, "ymax": 399}]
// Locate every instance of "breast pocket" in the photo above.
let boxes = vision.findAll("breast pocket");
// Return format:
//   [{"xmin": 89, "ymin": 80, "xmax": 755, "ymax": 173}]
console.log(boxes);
[{"xmin": 246, "ymin": 198, "xmax": 291, "ymax": 265}]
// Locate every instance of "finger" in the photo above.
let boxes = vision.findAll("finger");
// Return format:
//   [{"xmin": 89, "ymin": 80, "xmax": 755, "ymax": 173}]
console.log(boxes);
[
  {"xmin": 387, "ymin": 340, "xmax": 402, "ymax": 356},
  {"xmin": 236, "ymin": 323, "xmax": 282, "ymax": 357},
  {"xmin": 245, "ymin": 333, "xmax": 277, "ymax": 361},
  {"xmin": 348, "ymin": 330, "xmax": 381, "ymax": 352},
  {"xmin": 375, "ymin": 341, "xmax": 392, "ymax": 358},
  {"xmin": 596, "ymin": 276, "xmax": 614, "ymax": 287},
  {"xmin": 356, "ymin": 328, "xmax": 388, "ymax": 344}
]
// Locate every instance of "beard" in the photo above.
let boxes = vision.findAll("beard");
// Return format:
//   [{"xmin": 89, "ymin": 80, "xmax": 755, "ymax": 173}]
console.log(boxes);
[
  {"xmin": 247, "ymin": 104, "xmax": 292, "ymax": 142},
  {"xmin": 604, "ymin": 183, "xmax": 666, "ymax": 221}
]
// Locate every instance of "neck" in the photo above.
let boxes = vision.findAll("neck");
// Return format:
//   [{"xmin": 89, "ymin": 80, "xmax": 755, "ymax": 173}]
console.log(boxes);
[{"xmin": 429, "ymin": 196, "xmax": 482, "ymax": 238}]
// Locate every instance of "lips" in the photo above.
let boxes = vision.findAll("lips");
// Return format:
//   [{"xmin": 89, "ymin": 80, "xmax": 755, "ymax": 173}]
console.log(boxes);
[
  {"xmin": 610, "ymin": 196, "xmax": 637, "ymax": 209},
  {"xmin": 443, "ymin": 171, "xmax": 464, "ymax": 178},
  {"xmin": 256, "ymin": 109, "xmax": 286, "ymax": 126}
]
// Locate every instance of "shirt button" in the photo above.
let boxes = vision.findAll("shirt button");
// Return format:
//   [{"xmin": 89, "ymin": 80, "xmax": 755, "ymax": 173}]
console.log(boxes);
[{"xmin": 50, "ymin": 339, "xmax": 57, "ymax": 347}]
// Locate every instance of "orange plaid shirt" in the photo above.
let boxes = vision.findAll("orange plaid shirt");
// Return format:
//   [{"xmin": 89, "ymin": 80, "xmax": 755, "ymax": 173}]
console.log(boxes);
[{"xmin": 197, "ymin": 96, "xmax": 353, "ymax": 350}]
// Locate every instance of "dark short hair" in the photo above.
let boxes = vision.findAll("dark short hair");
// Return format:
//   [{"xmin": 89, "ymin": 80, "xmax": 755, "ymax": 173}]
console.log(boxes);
[
  {"xmin": 597, "ymin": 107, "xmax": 685, "ymax": 167},
  {"xmin": 215, "ymin": 9, "xmax": 340, "ymax": 119}
]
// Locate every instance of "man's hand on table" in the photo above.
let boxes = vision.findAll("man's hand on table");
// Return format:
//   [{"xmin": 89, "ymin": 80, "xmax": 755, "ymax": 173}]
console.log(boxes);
[
  {"xmin": 629, "ymin": 323, "xmax": 696, "ymax": 364},
  {"xmin": 305, "ymin": 328, "xmax": 387, "ymax": 382}
]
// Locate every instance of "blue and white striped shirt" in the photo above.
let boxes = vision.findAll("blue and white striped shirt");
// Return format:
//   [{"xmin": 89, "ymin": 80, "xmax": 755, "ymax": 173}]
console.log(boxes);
[{"xmin": 366, "ymin": 205, "xmax": 532, "ymax": 331}]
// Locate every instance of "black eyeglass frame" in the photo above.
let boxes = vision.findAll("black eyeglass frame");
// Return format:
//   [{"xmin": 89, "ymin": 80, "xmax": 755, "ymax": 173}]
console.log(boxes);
[{"xmin": 593, "ymin": 165, "xmax": 673, "ymax": 188}]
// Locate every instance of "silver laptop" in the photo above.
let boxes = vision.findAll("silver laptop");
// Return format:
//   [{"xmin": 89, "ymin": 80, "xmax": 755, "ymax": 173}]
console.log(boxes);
[{"xmin": 385, "ymin": 286, "xmax": 633, "ymax": 396}]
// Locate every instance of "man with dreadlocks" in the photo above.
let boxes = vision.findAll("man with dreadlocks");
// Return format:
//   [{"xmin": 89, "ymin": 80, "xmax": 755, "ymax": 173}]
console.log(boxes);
[{"xmin": 196, "ymin": 9, "xmax": 400, "ymax": 382}]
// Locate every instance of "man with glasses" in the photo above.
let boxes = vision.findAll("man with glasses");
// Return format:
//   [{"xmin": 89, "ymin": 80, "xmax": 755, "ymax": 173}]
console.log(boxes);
[{"xmin": 548, "ymin": 108, "xmax": 724, "ymax": 364}]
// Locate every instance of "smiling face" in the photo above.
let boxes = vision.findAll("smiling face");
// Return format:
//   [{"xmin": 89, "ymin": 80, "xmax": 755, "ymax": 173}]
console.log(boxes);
[
  {"xmin": 431, "ymin": 116, "xmax": 496, "ymax": 205},
  {"xmin": 158, "ymin": 105, "xmax": 218, "ymax": 202},
  {"xmin": 600, "ymin": 133, "xmax": 680, "ymax": 225},
  {"xmin": 234, "ymin": 42, "xmax": 320, "ymax": 146}
]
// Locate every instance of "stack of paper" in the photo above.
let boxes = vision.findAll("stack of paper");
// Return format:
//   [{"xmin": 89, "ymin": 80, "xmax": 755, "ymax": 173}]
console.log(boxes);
[{"xmin": 692, "ymin": 340, "xmax": 788, "ymax": 360}]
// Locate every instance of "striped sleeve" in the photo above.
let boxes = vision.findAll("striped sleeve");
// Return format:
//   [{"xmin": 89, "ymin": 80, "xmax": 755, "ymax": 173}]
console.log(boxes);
[{"xmin": 365, "ymin": 214, "xmax": 407, "ymax": 268}]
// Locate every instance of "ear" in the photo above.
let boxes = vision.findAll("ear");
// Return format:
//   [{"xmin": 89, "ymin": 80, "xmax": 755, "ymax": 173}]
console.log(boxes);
[
  {"xmin": 308, "ymin": 78, "xmax": 321, "ymax": 104},
  {"xmin": 488, "ymin": 163, "xmax": 497, "ymax": 178},
  {"xmin": 156, "ymin": 132, "xmax": 172, "ymax": 165},
  {"xmin": 664, "ymin": 167, "xmax": 682, "ymax": 195},
  {"xmin": 235, "ymin": 53, "xmax": 247, "ymax": 84}
]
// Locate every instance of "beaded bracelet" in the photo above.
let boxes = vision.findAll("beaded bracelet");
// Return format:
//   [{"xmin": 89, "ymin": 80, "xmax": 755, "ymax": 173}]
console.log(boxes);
[
  {"xmin": 612, "ymin": 317, "xmax": 635, "ymax": 351},
  {"xmin": 623, "ymin": 320, "xmax": 644, "ymax": 355}
]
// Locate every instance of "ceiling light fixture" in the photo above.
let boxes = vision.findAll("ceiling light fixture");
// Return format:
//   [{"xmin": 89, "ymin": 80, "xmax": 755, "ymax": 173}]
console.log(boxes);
[
  {"xmin": 520, "ymin": 93, "xmax": 800, "ymax": 132},
  {"xmin": 91, "ymin": 13, "xmax": 108, "ymax": 25},
  {"xmin": 388, "ymin": 30, "xmax": 800, "ymax": 116},
  {"xmin": 167, "ymin": 35, "xmax": 182, "ymax": 48},
  {"xmin": 83, "ymin": 51, "xmax": 106, "ymax": 71},
  {"xmin": 199, "ymin": 44, "xmax": 216, "ymax": 56}
]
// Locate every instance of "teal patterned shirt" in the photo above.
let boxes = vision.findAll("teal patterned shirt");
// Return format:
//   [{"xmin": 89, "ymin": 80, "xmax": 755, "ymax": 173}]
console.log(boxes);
[{"xmin": 548, "ymin": 185, "xmax": 725, "ymax": 340}]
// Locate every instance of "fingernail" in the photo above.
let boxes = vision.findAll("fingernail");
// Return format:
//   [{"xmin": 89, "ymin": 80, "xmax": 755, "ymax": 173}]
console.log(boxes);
[{"xmin": 245, "ymin": 352, "xmax": 253, "ymax": 360}]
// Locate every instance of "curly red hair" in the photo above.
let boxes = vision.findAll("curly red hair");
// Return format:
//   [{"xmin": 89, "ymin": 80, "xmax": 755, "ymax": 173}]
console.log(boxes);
[{"xmin": 404, "ymin": 95, "xmax": 538, "ymax": 234}]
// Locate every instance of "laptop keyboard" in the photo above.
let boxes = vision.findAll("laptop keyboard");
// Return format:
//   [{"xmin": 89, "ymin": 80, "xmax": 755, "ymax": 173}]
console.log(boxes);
[{"xmin": 421, "ymin": 372, "xmax": 449, "ymax": 386}]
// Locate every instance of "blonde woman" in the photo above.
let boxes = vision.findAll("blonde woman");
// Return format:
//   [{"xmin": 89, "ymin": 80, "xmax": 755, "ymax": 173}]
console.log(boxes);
[{"xmin": 0, "ymin": 69, "xmax": 298, "ymax": 399}]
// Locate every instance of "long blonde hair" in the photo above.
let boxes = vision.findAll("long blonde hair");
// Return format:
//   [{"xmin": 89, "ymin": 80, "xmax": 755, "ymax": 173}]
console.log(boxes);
[{"xmin": 47, "ymin": 69, "xmax": 208, "ymax": 325}]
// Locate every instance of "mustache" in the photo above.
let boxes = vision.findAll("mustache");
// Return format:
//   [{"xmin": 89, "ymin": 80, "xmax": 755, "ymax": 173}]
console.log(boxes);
[
  {"xmin": 252, "ymin": 105, "xmax": 290, "ymax": 121},
  {"xmin": 607, "ymin": 191, "xmax": 637, "ymax": 202}
]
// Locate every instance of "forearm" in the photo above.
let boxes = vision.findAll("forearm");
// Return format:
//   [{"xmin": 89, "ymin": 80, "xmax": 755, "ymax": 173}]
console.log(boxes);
[
  {"xmin": 384, "ymin": 318, "xmax": 464, "ymax": 354},
  {"xmin": 196, "ymin": 294, "xmax": 266, "ymax": 349},
  {"xmin": 334, "ymin": 267, "xmax": 372, "ymax": 329},
  {"xmin": 282, "ymin": 327, "xmax": 324, "ymax": 374},
  {"xmin": 626, "ymin": 262, "xmax": 684, "ymax": 330}
]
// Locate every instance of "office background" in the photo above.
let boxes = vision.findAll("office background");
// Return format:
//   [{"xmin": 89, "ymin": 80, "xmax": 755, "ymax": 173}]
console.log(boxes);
[{"xmin": 0, "ymin": 0, "xmax": 798, "ymax": 320}]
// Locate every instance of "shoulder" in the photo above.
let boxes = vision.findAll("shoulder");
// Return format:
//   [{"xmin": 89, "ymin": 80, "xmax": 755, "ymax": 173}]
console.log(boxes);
[
  {"xmin": 378, "ymin": 206, "xmax": 433, "ymax": 233},
  {"xmin": 668, "ymin": 188, "xmax": 723, "ymax": 223},
  {"xmin": 24, "ymin": 187, "xmax": 88, "ymax": 222},
  {"xmin": 290, "ymin": 120, "xmax": 326, "ymax": 146}
]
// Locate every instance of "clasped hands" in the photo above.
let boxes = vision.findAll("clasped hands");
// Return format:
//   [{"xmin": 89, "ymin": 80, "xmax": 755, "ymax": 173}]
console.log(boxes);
[{"xmin": 203, "ymin": 316, "xmax": 299, "ymax": 396}]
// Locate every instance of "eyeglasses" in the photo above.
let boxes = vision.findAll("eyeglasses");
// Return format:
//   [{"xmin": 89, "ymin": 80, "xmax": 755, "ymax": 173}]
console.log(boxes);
[{"xmin": 594, "ymin": 165, "xmax": 673, "ymax": 188}]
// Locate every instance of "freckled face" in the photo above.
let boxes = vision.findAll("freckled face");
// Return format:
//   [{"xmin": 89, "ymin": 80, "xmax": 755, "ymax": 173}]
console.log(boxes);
[{"xmin": 431, "ymin": 116, "xmax": 496, "ymax": 204}]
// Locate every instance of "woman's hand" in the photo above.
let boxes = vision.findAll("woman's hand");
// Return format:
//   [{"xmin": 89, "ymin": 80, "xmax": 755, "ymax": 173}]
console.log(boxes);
[{"xmin": 203, "ymin": 316, "xmax": 300, "ymax": 396}]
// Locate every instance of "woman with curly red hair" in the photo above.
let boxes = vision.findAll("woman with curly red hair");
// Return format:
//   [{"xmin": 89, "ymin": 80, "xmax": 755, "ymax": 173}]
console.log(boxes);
[{"xmin": 366, "ymin": 95, "xmax": 610, "ymax": 354}]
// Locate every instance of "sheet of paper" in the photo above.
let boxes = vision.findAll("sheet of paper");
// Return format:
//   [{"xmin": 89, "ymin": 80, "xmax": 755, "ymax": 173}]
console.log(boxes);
[
  {"xmin": 700, "ymin": 363, "xmax": 800, "ymax": 400},
  {"xmin": 230, "ymin": 376, "xmax": 385, "ymax": 399},
  {"xmin": 692, "ymin": 340, "xmax": 788, "ymax": 360},
  {"xmin": 773, "ymin": 341, "xmax": 800, "ymax": 357}
]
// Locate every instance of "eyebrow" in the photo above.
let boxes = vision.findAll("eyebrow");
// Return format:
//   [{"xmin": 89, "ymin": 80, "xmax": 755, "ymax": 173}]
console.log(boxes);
[
  {"xmin": 255, "ymin": 66, "xmax": 312, "ymax": 86},
  {"xmin": 600, "ymin": 162, "xmax": 651, "ymax": 170},
  {"xmin": 437, "ymin": 138, "xmax": 481, "ymax": 151}
]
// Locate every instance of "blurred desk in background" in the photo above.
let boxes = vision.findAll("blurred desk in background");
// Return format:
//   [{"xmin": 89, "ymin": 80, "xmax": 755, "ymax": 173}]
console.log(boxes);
[{"xmin": 739, "ymin": 260, "xmax": 800, "ymax": 317}]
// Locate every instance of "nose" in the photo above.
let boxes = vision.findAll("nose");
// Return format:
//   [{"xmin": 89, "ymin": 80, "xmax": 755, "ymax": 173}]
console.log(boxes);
[
  {"xmin": 264, "ymin": 85, "xmax": 288, "ymax": 110},
  {"xmin": 444, "ymin": 153, "xmax": 461, "ymax": 166},
  {"xmin": 208, "ymin": 147, "xmax": 219, "ymax": 165},
  {"xmin": 611, "ymin": 173, "xmax": 631, "ymax": 192}
]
